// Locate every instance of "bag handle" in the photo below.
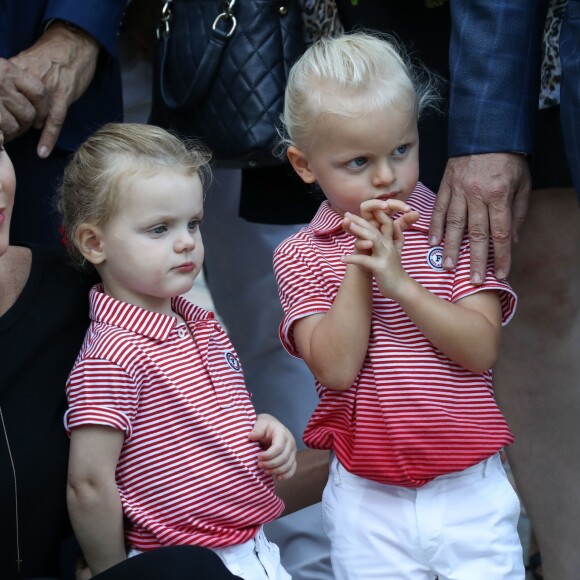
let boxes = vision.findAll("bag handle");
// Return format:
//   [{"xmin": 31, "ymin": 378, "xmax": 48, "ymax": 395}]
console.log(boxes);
[{"xmin": 156, "ymin": 0, "xmax": 238, "ymax": 110}]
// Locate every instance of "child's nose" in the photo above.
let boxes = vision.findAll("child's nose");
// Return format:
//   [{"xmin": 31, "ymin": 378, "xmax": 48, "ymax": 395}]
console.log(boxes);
[
  {"xmin": 175, "ymin": 230, "xmax": 195, "ymax": 252},
  {"xmin": 372, "ymin": 161, "xmax": 395, "ymax": 187}
]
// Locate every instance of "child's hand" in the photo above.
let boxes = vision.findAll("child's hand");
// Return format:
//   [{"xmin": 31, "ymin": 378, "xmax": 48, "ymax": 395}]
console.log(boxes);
[
  {"xmin": 341, "ymin": 207, "xmax": 420, "ymax": 299},
  {"xmin": 359, "ymin": 198, "xmax": 411, "ymax": 227},
  {"xmin": 249, "ymin": 414, "xmax": 297, "ymax": 480},
  {"xmin": 345, "ymin": 199, "xmax": 417, "ymax": 256}
]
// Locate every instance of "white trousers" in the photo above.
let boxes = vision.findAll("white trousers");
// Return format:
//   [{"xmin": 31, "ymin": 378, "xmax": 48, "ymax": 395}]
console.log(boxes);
[
  {"xmin": 128, "ymin": 529, "xmax": 290, "ymax": 580},
  {"xmin": 203, "ymin": 169, "xmax": 334, "ymax": 580},
  {"xmin": 213, "ymin": 528, "xmax": 291, "ymax": 580},
  {"xmin": 322, "ymin": 454, "xmax": 525, "ymax": 580}
]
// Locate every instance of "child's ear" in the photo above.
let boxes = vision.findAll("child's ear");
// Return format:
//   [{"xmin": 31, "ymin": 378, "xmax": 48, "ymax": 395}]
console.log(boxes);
[
  {"xmin": 76, "ymin": 223, "xmax": 106, "ymax": 265},
  {"xmin": 287, "ymin": 146, "xmax": 317, "ymax": 184}
]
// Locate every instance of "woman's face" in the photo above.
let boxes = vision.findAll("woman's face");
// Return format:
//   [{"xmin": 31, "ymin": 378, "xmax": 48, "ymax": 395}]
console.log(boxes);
[{"xmin": 0, "ymin": 119, "xmax": 16, "ymax": 257}]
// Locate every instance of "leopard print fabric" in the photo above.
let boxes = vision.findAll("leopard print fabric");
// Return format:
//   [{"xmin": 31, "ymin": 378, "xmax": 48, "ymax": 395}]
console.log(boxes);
[
  {"xmin": 539, "ymin": 0, "xmax": 568, "ymax": 109},
  {"xmin": 300, "ymin": 0, "xmax": 344, "ymax": 44}
]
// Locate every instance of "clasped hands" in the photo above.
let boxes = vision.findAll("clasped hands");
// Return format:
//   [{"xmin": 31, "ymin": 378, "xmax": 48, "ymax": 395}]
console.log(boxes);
[
  {"xmin": 341, "ymin": 199, "xmax": 420, "ymax": 300},
  {"xmin": 0, "ymin": 21, "xmax": 99, "ymax": 157}
]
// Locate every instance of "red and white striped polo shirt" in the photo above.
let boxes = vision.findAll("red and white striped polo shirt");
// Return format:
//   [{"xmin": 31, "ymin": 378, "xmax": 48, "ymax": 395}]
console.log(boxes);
[
  {"xmin": 274, "ymin": 183, "xmax": 517, "ymax": 488},
  {"xmin": 65, "ymin": 286, "xmax": 284, "ymax": 550}
]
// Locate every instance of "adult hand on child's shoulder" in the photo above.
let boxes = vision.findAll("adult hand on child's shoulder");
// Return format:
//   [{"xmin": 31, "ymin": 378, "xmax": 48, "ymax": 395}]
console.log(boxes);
[{"xmin": 430, "ymin": 153, "xmax": 530, "ymax": 284}]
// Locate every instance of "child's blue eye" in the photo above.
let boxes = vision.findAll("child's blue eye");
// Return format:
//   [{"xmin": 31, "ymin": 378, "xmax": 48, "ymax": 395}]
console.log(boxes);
[
  {"xmin": 188, "ymin": 219, "xmax": 199, "ymax": 231},
  {"xmin": 151, "ymin": 225, "xmax": 167, "ymax": 234},
  {"xmin": 347, "ymin": 157, "xmax": 368, "ymax": 169},
  {"xmin": 394, "ymin": 144, "xmax": 408, "ymax": 156}
]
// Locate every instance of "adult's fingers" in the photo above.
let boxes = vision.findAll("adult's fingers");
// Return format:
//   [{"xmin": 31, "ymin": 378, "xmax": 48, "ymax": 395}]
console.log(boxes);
[
  {"xmin": 1, "ymin": 58, "xmax": 46, "ymax": 132},
  {"xmin": 11, "ymin": 68, "xmax": 48, "ymax": 124},
  {"xmin": 466, "ymin": 197, "xmax": 492, "ymax": 285},
  {"xmin": 441, "ymin": 186, "xmax": 468, "ymax": 271},
  {"xmin": 430, "ymin": 173, "xmax": 453, "ymax": 245},
  {"xmin": 487, "ymin": 196, "xmax": 513, "ymax": 281},
  {"xmin": 510, "ymin": 174, "xmax": 531, "ymax": 244},
  {"xmin": 37, "ymin": 98, "xmax": 67, "ymax": 157},
  {"xmin": 0, "ymin": 105, "xmax": 23, "ymax": 141},
  {"xmin": 2, "ymin": 92, "xmax": 38, "ymax": 136},
  {"xmin": 467, "ymin": 153, "xmax": 530, "ymax": 282}
]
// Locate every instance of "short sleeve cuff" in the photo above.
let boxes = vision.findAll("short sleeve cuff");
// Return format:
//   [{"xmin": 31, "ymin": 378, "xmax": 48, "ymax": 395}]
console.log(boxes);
[{"xmin": 65, "ymin": 405, "xmax": 133, "ymax": 439}]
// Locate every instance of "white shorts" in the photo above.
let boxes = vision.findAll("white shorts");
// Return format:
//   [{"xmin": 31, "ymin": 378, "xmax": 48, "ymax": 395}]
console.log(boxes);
[
  {"xmin": 322, "ymin": 453, "xmax": 524, "ymax": 580},
  {"xmin": 128, "ymin": 528, "xmax": 290, "ymax": 580}
]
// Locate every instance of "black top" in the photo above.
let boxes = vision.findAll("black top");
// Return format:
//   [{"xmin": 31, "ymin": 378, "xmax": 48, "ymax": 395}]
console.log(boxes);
[{"xmin": 0, "ymin": 245, "xmax": 90, "ymax": 579}]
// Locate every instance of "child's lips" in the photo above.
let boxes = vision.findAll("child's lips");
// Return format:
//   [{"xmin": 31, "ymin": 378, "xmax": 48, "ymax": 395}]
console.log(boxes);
[
  {"xmin": 377, "ymin": 192, "xmax": 398, "ymax": 201},
  {"xmin": 174, "ymin": 262, "xmax": 195, "ymax": 272}
]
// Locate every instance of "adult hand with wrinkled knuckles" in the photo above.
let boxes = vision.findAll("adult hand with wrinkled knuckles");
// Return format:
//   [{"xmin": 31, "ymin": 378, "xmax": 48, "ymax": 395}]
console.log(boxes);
[
  {"xmin": 9, "ymin": 20, "xmax": 100, "ymax": 159},
  {"xmin": 0, "ymin": 57, "xmax": 47, "ymax": 141},
  {"xmin": 429, "ymin": 152, "xmax": 531, "ymax": 285}
]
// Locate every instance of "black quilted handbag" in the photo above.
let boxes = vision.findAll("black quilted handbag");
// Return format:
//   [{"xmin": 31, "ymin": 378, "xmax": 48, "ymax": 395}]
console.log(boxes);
[{"xmin": 149, "ymin": 0, "xmax": 306, "ymax": 168}]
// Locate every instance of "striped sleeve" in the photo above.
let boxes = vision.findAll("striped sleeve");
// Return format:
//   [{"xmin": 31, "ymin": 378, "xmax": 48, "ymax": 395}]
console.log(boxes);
[
  {"xmin": 274, "ymin": 240, "xmax": 334, "ymax": 357},
  {"xmin": 450, "ymin": 239, "xmax": 517, "ymax": 325},
  {"xmin": 65, "ymin": 358, "xmax": 137, "ymax": 438}
]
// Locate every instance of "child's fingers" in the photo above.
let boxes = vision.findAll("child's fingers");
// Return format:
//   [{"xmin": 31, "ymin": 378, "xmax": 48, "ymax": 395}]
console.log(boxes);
[
  {"xmin": 341, "ymin": 253, "xmax": 376, "ymax": 269},
  {"xmin": 360, "ymin": 198, "xmax": 411, "ymax": 218},
  {"xmin": 360, "ymin": 199, "xmax": 391, "ymax": 221},
  {"xmin": 343, "ymin": 212, "xmax": 379, "ymax": 238},
  {"xmin": 258, "ymin": 451, "xmax": 294, "ymax": 471},
  {"xmin": 372, "ymin": 208, "xmax": 395, "ymax": 233},
  {"xmin": 381, "ymin": 199, "xmax": 412, "ymax": 217},
  {"xmin": 259, "ymin": 433, "xmax": 295, "ymax": 458},
  {"xmin": 392, "ymin": 210, "xmax": 420, "ymax": 243},
  {"xmin": 260, "ymin": 454, "xmax": 297, "ymax": 480},
  {"xmin": 346, "ymin": 224, "xmax": 382, "ymax": 250},
  {"xmin": 354, "ymin": 239, "xmax": 373, "ymax": 252},
  {"xmin": 258, "ymin": 442, "xmax": 297, "ymax": 479},
  {"xmin": 257, "ymin": 443, "xmax": 283, "ymax": 462},
  {"xmin": 275, "ymin": 459, "xmax": 297, "ymax": 480},
  {"xmin": 395, "ymin": 209, "xmax": 421, "ymax": 230}
]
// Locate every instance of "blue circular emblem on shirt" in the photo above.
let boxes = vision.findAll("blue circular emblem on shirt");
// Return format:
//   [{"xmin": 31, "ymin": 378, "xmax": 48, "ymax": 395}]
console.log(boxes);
[
  {"xmin": 225, "ymin": 351, "xmax": 241, "ymax": 371},
  {"xmin": 427, "ymin": 246, "xmax": 445, "ymax": 271}
]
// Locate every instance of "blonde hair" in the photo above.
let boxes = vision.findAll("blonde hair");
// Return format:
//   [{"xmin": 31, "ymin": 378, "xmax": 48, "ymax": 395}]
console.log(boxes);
[
  {"xmin": 58, "ymin": 123, "xmax": 211, "ymax": 268},
  {"xmin": 279, "ymin": 31, "xmax": 440, "ymax": 152}
]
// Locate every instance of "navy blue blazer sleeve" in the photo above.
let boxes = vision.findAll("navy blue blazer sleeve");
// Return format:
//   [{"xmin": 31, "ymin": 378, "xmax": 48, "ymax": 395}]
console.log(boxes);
[
  {"xmin": 448, "ymin": 0, "xmax": 546, "ymax": 158},
  {"xmin": 44, "ymin": 0, "xmax": 127, "ymax": 58},
  {"xmin": 43, "ymin": 0, "xmax": 127, "ymax": 150}
]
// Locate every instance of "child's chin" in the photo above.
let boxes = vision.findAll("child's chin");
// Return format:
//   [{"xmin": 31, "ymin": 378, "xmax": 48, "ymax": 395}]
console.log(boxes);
[{"xmin": 175, "ymin": 280, "xmax": 196, "ymax": 296}]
